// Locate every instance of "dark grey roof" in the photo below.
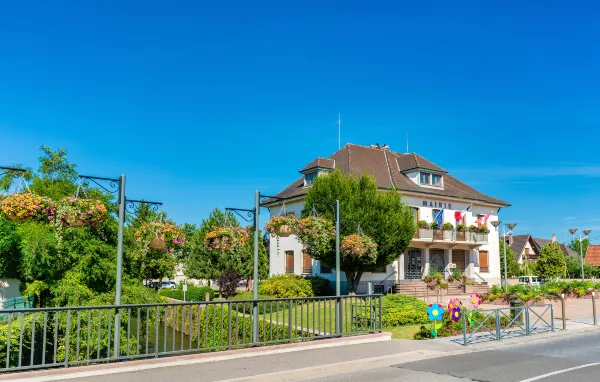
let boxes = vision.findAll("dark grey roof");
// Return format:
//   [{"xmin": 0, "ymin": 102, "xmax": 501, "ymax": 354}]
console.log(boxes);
[{"xmin": 508, "ymin": 235, "xmax": 531, "ymax": 255}]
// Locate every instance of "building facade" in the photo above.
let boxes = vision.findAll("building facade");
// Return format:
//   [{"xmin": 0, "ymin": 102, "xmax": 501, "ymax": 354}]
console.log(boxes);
[{"xmin": 266, "ymin": 143, "xmax": 510, "ymax": 294}]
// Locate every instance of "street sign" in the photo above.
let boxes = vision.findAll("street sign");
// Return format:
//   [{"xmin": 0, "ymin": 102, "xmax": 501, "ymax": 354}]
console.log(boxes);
[
  {"xmin": 182, "ymin": 284, "xmax": 188, "ymax": 292},
  {"xmin": 449, "ymin": 263, "xmax": 457, "ymax": 269}
]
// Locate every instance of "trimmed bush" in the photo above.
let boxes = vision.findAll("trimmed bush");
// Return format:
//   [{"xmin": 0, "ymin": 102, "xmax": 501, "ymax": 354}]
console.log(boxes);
[
  {"xmin": 228, "ymin": 291, "xmax": 288, "ymax": 315},
  {"xmin": 258, "ymin": 274, "xmax": 313, "ymax": 298},
  {"xmin": 158, "ymin": 285, "xmax": 216, "ymax": 301},
  {"xmin": 381, "ymin": 294, "xmax": 428, "ymax": 327},
  {"xmin": 304, "ymin": 275, "xmax": 333, "ymax": 296}
]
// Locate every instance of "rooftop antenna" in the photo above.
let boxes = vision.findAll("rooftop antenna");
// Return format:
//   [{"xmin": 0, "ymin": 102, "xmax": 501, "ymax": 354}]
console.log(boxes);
[
  {"xmin": 406, "ymin": 131, "xmax": 409, "ymax": 153},
  {"xmin": 338, "ymin": 113, "xmax": 341, "ymax": 150}
]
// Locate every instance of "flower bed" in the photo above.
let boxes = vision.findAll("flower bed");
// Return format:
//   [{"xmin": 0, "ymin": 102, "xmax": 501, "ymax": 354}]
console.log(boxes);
[
  {"xmin": 0, "ymin": 193, "xmax": 54, "ymax": 222},
  {"xmin": 55, "ymin": 197, "xmax": 107, "ymax": 227},
  {"xmin": 204, "ymin": 226, "xmax": 249, "ymax": 252},
  {"xmin": 136, "ymin": 222, "xmax": 186, "ymax": 252},
  {"xmin": 295, "ymin": 216, "xmax": 335, "ymax": 256},
  {"xmin": 265, "ymin": 214, "xmax": 298, "ymax": 238}
]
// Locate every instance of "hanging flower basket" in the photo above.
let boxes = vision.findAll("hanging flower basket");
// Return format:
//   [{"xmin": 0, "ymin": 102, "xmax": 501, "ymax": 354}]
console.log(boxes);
[
  {"xmin": 265, "ymin": 214, "xmax": 298, "ymax": 238},
  {"xmin": 56, "ymin": 197, "xmax": 108, "ymax": 228},
  {"xmin": 0, "ymin": 193, "xmax": 54, "ymax": 222},
  {"xmin": 204, "ymin": 226, "xmax": 249, "ymax": 252},
  {"xmin": 135, "ymin": 222, "xmax": 186, "ymax": 253},
  {"xmin": 295, "ymin": 216, "xmax": 335, "ymax": 256},
  {"xmin": 340, "ymin": 234, "xmax": 378, "ymax": 265}
]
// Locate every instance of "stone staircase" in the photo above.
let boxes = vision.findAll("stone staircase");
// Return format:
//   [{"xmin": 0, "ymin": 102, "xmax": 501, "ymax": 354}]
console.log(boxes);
[{"xmin": 391, "ymin": 281, "xmax": 490, "ymax": 297}]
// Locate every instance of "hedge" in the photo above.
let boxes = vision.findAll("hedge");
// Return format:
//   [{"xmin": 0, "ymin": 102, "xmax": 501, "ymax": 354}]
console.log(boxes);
[
  {"xmin": 158, "ymin": 285, "xmax": 216, "ymax": 302},
  {"xmin": 228, "ymin": 291, "xmax": 288, "ymax": 315},
  {"xmin": 258, "ymin": 274, "xmax": 313, "ymax": 298},
  {"xmin": 381, "ymin": 294, "xmax": 429, "ymax": 327}
]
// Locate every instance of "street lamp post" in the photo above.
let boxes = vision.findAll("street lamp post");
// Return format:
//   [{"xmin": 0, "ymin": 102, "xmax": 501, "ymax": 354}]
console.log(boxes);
[
  {"xmin": 79, "ymin": 175, "xmax": 162, "ymax": 358},
  {"xmin": 569, "ymin": 229, "xmax": 592, "ymax": 280},
  {"xmin": 226, "ymin": 191, "xmax": 286, "ymax": 343},
  {"xmin": 492, "ymin": 221, "xmax": 516, "ymax": 292}
]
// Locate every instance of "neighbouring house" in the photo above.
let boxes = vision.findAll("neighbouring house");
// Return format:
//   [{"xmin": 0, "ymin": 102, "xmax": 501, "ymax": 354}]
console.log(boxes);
[
  {"xmin": 264, "ymin": 143, "xmax": 510, "ymax": 294},
  {"xmin": 506, "ymin": 234, "xmax": 576, "ymax": 263},
  {"xmin": 585, "ymin": 245, "xmax": 600, "ymax": 266}
]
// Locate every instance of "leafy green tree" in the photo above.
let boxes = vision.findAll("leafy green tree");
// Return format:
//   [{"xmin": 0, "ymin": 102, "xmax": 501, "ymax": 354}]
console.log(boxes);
[
  {"xmin": 536, "ymin": 243, "xmax": 567, "ymax": 280},
  {"xmin": 569, "ymin": 238, "xmax": 590, "ymax": 258},
  {"xmin": 303, "ymin": 169, "xmax": 416, "ymax": 293},
  {"xmin": 0, "ymin": 217, "xmax": 21, "ymax": 278},
  {"xmin": 184, "ymin": 208, "xmax": 268, "ymax": 286},
  {"xmin": 498, "ymin": 240, "xmax": 521, "ymax": 279}
]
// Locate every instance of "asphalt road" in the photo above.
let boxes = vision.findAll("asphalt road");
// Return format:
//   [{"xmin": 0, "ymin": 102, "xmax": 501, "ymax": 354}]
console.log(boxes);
[{"xmin": 310, "ymin": 331, "xmax": 600, "ymax": 382}]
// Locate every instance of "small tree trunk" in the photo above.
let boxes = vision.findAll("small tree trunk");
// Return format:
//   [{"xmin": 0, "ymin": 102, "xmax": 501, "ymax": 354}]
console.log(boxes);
[{"xmin": 345, "ymin": 271, "xmax": 364, "ymax": 295}]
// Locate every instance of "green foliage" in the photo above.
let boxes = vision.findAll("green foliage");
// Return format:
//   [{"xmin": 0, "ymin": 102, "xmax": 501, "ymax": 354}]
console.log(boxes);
[
  {"xmin": 381, "ymin": 295, "xmax": 428, "ymax": 327},
  {"xmin": 569, "ymin": 238, "xmax": 589, "ymax": 258},
  {"xmin": 258, "ymin": 274, "xmax": 314, "ymax": 298},
  {"xmin": 228, "ymin": 291, "xmax": 288, "ymax": 314},
  {"xmin": 158, "ymin": 285, "xmax": 216, "ymax": 301},
  {"xmin": 536, "ymin": 243, "xmax": 567, "ymax": 279},
  {"xmin": 413, "ymin": 325, "xmax": 434, "ymax": 340},
  {"xmin": 303, "ymin": 169, "xmax": 416, "ymax": 293},
  {"xmin": 0, "ymin": 217, "xmax": 21, "ymax": 278},
  {"xmin": 499, "ymin": 240, "xmax": 521, "ymax": 279},
  {"xmin": 303, "ymin": 275, "xmax": 333, "ymax": 296},
  {"xmin": 184, "ymin": 208, "xmax": 268, "ymax": 285}
]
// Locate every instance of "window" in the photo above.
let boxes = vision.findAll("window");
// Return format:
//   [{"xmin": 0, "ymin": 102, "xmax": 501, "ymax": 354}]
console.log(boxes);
[
  {"xmin": 285, "ymin": 251, "xmax": 294, "ymax": 273},
  {"xmin": 320, "ymin": 262, "xmax": 332, "ymax": 274},
  {"xmin": 305, "ymin": 172, "xmax": 317, "ymax": 186},
  {"xmin": 302, "ymin": 253, "xmax": 312, "ymax": 274},
  {"xmin": 420, "ymin": 172, "xmax": 430, "ymax": 185},
  {"xmin": 432, "ymin": 174, "xmax": 442, "ymax": 187},
  {"xmin": 412, "ymin": 207, "xmax": 419, "ymax": 224},
  {"xmin": 478, "ymin": 251, "xmax": 489, "ymax": 273},
  {"xmin": 432, "ymin": 209, "xmax": 441, "ymax": 224}
]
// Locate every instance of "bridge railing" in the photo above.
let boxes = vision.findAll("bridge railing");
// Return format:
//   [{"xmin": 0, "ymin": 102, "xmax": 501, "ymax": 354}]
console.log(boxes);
[{"xmin": 0, "ymin": 294, "xmax": 382, "ymax": 373}]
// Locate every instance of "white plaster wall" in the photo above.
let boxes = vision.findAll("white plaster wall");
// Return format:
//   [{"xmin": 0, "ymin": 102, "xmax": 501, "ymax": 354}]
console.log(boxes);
[{"xmin": 0, "ymin": 279, "xmax": 21, "ymax": 302}]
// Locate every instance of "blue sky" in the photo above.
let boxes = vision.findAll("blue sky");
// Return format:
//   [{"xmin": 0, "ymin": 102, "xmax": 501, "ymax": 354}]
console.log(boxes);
[{"xmin": 1, "ymin": 0, "xmax": 600, "ymax": 243}]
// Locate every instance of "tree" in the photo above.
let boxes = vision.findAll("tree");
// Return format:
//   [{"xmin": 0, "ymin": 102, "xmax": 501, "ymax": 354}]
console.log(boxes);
[
  {"xmin": 569, "ymin": 238, "xmax": 590, "ymax": 258},
  {"xmin": 536, "ymin": 243, "xmax": 567, "ymax": 280},
  {"xmin": 303, "ymin": 169, "xmax": 415, "ymax": 293},
  {"xmin": 498, "ymin": 240, "xmax": 521, "ymax": 279},
  {"xmin": 184, "ymin": 208, "xmax": 268, "ymax": 286}
]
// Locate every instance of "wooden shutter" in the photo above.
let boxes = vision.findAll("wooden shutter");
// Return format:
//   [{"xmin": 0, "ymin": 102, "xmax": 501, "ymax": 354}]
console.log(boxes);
[
  {"xmin": 285, "ymin": 251, "xmax": 294, "ymax": 273},
  {"xmin": 479, "ymin": 251, "xmax": 489, "ymax": 272},
  {"xmin": 302, "ymin": 253, "xmax": 312, "ymax": 274}
]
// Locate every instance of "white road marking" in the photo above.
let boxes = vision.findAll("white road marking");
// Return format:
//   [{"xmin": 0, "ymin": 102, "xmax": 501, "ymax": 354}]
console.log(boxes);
[{"xmin": 519, "ymin": 363, "xmax": 600, "ymax": 382}]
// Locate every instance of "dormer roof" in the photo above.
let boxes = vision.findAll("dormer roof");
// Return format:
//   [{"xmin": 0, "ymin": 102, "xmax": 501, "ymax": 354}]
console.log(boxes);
[{"xmin": 299, "ymin": 158, "xmax": 335, "ymax": 174}]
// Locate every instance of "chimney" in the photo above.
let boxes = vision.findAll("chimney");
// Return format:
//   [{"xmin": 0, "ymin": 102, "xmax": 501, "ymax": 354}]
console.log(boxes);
[
  {"xmin": 552, "ymin": 234, "xmax": 557, "ymax": 244},
  {"xmin": 508, "ymin": 234, "xmax": 513, "ymax": 245}
]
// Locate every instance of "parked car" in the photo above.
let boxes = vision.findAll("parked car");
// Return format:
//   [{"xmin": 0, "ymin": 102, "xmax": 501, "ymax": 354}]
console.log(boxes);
[
  {"xmin": 161, "ymin": 281, "xmax": 177, "ymax": 289},
  {"xmin": 518, "ymin": 276, "xmax": 540, "ymax": 287}
]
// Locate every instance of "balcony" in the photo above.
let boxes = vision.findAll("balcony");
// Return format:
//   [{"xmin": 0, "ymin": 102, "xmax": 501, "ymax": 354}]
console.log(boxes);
[{"xmin": 413, "ymin": 229, "xmax": 488, "ymax": 245}]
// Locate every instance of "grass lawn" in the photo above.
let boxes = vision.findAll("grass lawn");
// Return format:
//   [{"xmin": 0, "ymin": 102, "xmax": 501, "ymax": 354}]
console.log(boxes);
[
  {"xmin": 384, "ymin": 324, "xmax": 422, "ymax": 340},
  {"xmin": 255, "ymin": 298, "xmax": 379, "ymax": 335}
]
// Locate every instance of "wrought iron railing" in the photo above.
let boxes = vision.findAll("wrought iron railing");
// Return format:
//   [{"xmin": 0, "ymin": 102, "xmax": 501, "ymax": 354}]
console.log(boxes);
[
  {"xmin": 0, "ymin": 295, "xmax": 382, "ymax": 373},
  {"xmin": 414, "ymin": 229, "xmax": 488, "ymax": 244},
  {"xmin": 462, "ymin": 304, "xmax": 553, "ymax": 346}
]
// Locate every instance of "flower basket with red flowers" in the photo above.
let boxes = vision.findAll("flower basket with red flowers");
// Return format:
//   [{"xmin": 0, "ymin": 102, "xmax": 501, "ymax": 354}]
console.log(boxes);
[
  {"xmin": 136, "ymin": 222, "xmax": 186, "ymax": 253},
  {"xmin": 265, "ymin": 214, "xmax": 298, "ymax": 238},
  {"xmin": 295, "ymin": 216, "xmax": 336, "ymax": 256},
  {"xmin": 204, "ymin": 226, "xmax": 249, "ymax": 252},
  {"xmin": 0, "ymin": 193, "xmax": 55, "ymax": 222},
  {"xmin": 340, "ymin": 234, "xmax": 378, "ymax": 265}
]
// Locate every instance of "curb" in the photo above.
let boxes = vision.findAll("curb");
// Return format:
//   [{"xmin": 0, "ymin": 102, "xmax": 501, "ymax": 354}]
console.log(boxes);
[{"xmin": 0, "ymin": 333, "xmax": 391, "ymax": 381}]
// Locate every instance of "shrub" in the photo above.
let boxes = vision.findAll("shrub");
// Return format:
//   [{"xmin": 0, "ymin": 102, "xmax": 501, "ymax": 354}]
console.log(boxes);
[
  {"xmin": 304, "ymin": 275, "xmax": 333, "ymax": 296},
  {"xmin": 381, "ymin": 294, "xmax": 428, "ymax": 327},
  {"xmin": 417, "ymin": 220, "xmax": 429, "ymax": 229},
  {"xmin": 216, "ymin": 269, "xmax": 241, "ymax": 299},
  {"xmin": 413, "ymin": 325, "xmax": 434, "ymax": 340},
  {"xmin": 258, "ymin": 274, "xmax": 313, "ymax": 298},
  {"xmin": 442, "ymin": 223, "xmax": 453, "ymax": 231},
  {"xmin": 536, "ymin": 243, "xmax": 567, "ymax": 279},
  {"xmin": 158, "ymin": 285, "xmax": 216, "ymax": 301},
  {"xmin": 228, "ymin": 291, "xmax": 288, "ymax": 314}
]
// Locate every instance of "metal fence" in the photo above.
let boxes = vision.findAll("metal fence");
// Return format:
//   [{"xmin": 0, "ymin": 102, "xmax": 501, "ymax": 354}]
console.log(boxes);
[
  {"xmin": 0, "ymin": 294, "xmax": 382, "ymax": 373},
  {"xmin": 462, "ymin": 304, "xmax": 554, "ymax": 346}
]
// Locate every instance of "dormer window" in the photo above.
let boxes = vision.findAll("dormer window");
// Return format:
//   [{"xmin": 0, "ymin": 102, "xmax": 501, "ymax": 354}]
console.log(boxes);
[
  {"xmin": 419, "ymin": 172, "xmax": 443, "ymax": 188},
  {"xmin": 305, "ymin": 172, "xmax": 317, "ymax": 186}
]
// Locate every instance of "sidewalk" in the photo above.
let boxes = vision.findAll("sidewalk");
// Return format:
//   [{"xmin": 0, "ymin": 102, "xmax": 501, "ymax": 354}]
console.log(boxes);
[{"xmin": 1, "ymin": 334, "xmax": 468, "ymax": 382}]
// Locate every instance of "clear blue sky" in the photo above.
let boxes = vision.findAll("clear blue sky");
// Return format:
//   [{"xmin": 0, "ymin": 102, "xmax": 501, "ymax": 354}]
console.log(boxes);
[{"xmin": 1, "ymin": 0, "xmax": 600, "ymax": 243}]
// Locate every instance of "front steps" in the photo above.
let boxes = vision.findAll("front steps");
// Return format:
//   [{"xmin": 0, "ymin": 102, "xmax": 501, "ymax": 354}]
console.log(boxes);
[{"xmin": 391, "ymin": 280, "xmax": 490, "ymax": 297}]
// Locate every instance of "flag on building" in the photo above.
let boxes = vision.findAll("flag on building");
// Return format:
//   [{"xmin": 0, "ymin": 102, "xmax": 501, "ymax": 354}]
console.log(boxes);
[
  {"xmin": 475, "ymin": 211, "xmax": 493, "ymax": 227},
  {"xmin": 454, "ymin": 205, "xmax": 471, "ymax": 222},
  {"xmin": 435, "ymin": 208, "xmax": 444, "ymax": 227}
]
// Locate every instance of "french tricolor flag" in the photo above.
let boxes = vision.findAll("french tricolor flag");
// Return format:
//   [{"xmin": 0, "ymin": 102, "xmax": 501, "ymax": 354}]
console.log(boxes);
[{"xmin": 454, "ymin": 205, "xmax": 471, "ymax": 222}]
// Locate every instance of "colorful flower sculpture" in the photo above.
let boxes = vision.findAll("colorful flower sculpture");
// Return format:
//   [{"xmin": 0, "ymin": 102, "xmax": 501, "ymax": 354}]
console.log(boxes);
[
  {"xmin": 427, "ymin": 303, "xmax": 444, "ymax": 321},
  {"xmin": 451, "ymin": 307, "xmax": 462, "ymax": 323},
  {"xmin": 469, "ymin": 294, "xmax": 481, "ymax": 308}
]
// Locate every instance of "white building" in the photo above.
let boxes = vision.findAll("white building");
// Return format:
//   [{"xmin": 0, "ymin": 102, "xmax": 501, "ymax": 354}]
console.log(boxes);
[{"xmin": 265, "ymin": 143, "xmax": 510, "ymax": 294}]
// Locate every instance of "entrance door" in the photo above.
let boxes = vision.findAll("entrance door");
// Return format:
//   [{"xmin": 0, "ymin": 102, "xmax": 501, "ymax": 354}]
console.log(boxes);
[
  {"xmin": 452, "ymin": 250, "xmax": 466, "ymax": 271},
  {"xmin": 430, "ymin": 249, "xmax": 445, "ymax": 273},
  {"xmin": 285, "ymin": 251, "xmax": 294, "ymax": 273},
  {"xmin": 405, "ymin": 248, "xmax": 422, "ymax": 280}
]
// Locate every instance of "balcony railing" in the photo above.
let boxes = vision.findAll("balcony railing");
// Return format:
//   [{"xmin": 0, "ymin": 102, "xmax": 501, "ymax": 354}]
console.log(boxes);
[{"xmin": 414, "ymin": 229, "xmax": 488, "ymax": 244}]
